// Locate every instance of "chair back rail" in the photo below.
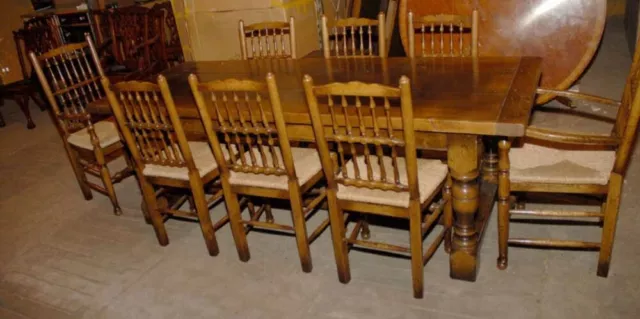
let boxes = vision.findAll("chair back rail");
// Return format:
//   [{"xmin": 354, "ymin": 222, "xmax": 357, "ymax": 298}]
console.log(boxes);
[
  {"xmin": 189, "ymin": 73, "xmax": 297, "ymax": 180},
  {"xmin": 29, "ymin": 34, "xmax": 106, "ymax": 136},
  {"xmin": 321, "ymin": 13, "xmax": 387, "ymax": 58},
  {"xmin": 102, "ymin": 75, "xmax": 197, "ymax": 172},
  {"xmin": 239, "ymin": 17, "xmax": 297, "ymax": 60},
  {"xmin": 407, "ymin": 10, "xmax": 478, "ymax": 58},
  {"xmin": 303, "ymin": 75, "xmax": 418, "ymax": 199}
]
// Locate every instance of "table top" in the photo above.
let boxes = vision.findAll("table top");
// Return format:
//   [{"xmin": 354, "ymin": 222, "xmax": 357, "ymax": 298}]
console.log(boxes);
[{"xmin": 93, "ymin": 57, "xmax": 542, "ymax": 136}]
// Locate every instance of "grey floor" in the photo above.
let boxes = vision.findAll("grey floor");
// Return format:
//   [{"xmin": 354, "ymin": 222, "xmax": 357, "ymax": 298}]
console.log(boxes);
[{"xmin": 1, "ymin": 17, "xmax": 639, "ymax": 319}]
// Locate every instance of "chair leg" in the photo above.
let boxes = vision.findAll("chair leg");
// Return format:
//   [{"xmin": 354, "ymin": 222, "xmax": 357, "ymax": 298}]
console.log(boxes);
[
  {"xmin": 289, "ymin": 182, "xmax": 312, "ymax": 272},
  {"xmin": 265, "ymin": 202, "xmax": 274, "ymax": 223},
  {"xmin": 189, "ymin": 175, "xmax": 220, "ymax": 256},
  {"xmin": 31, "ymin": 91, "xmax": 47, "ymax": 111},
  {"xmin": 497, "ymin": 140, "xmax": 511, "ymax": 270},
  {"xmin": 222, "ymin": 182, "xmax": 250, "ymax": 261},
  {"xmin": 65, "ymin": 146, "xmax": 93, "ymax": 200},
  {"xmin": 16, "ymin": 96, "xmax": 35, "ymax": 129},
  {"xmin": 0, "ymin": 109, "xmax": 5, "ymax": 127},
  {"xmin": 139, "ymin": 176, "xmax": 168, "ymax": 246},
  {"xmin": 95, "ymin": 152, "xmax": 123, "ymax": 215},
  {"xmin": 360, "ymin": 216, "xmax": 371, "ymax": 240},
  {"xmin": 598, "ymin": 173, "xmax": 623, "ymax": 277},
  {"xmin": 326, "ymin": 190, "xmax": 350, "ymax": 283},
  {"xmin": 443, "ymin": 175, "xmax": 453, "ymax": 253},
  {"xmin": 409, "ymin": 201, "xmax": 424, "ymax": 299}
]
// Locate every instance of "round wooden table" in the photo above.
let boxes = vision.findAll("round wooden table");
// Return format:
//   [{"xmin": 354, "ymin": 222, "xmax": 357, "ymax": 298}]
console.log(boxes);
[{"xmin": 398, "ymin": 0, "xmax": 606, "ymax": 104}]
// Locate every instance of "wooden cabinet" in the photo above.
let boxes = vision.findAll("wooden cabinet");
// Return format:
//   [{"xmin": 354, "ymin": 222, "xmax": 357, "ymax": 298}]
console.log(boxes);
[{"xmin": 0, "ymin": 0, "xmax": 34, "ymax": 84}]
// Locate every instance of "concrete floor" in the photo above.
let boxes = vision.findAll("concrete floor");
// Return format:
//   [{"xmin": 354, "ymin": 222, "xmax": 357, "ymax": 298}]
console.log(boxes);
[{"xmin": 1, "ymin": 17, "xmax": 639, "ymax": 319}]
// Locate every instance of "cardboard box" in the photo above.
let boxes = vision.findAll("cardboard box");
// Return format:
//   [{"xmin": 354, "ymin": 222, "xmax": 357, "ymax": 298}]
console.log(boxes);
[{"xmin": 176, "ymin": 0, "xmax": 320, "ymax": 61}]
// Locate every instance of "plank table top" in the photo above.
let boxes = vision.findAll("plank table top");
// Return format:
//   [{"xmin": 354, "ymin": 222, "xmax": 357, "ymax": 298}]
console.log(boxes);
[{"xmin": 90, "ymin": 57, "xmax": 542, "ymax": 137}]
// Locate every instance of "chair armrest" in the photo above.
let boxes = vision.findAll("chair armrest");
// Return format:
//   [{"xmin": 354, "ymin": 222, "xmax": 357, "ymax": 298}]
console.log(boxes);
[
  {"xmin": 537, "ymin": 88, "xmax": 621, "ymax": 108},
  {"xmin": 525, "ymin": 126, "xmax": 620, "ymax": 147}
]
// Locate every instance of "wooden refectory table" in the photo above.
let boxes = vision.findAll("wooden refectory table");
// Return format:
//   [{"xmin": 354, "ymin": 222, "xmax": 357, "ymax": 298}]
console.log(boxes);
[{"xmin": 89, "ymin": 56, "xmax": 542, "ymax": 281}]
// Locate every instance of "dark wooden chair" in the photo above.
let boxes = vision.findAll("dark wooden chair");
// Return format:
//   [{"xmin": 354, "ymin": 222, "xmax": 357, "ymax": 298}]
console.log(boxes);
[
  {"xmin": 189, "ymin": 73, "xmax": 329, "ymax": 272},
  {"xmin": 29, "ymin": 34, "xmax": 134, "ymax": 215},
  {"xmin": 321, "ymin": 13, "xmax": 387, "ymax": 58},
  {"xmin": 104, "ymin": 6, "xmax": 164, "ymax": 81},
  {"xmin": 407, "ymin": 10, "xmax": 479, "ymax": 58},
  {"xmin": 303, "ymin": 75, "xmax": 452, "ymax": 298},
  {"xmin": 153, "ymin": 1, "xmax": 184, "ymax": 65},
  {"xmin": 102, "ymin": 75, "xmax": 227, "ymax": 256},
  {"xmin": 0, "ymin": 20, "xmax": 60, "ymax": 129},
  {"xmin": 496, "ymin": 38, "xmax": 640, "ymax": 277},
  {"xmin": 238, "ymin": 17, "xmax": 297, "ymax": 60}
]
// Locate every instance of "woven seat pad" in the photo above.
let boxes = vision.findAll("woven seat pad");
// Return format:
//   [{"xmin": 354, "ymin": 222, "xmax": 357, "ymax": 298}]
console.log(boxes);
[
  {"xmin": 229, "ymin": 147, "xmax": 322, "ymax": 190},
  {"xmin": 143, "ymin": 141, "xmax": 226, "ymax": 180},
  {"xmin": 509, "ymin": 143, "xmax": 615, "ymax": 185},
  {"xmin": 67, "ymin": 121, "xmax": 121, "ymax": 150},
  {"xmin": 336, "ymin": 156, "xmax": 448, "ymax": 208}
]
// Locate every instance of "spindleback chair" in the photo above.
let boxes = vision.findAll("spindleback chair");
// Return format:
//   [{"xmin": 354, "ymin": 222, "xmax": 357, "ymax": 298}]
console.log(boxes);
[
  {"xmin": 153, "ymin": 1, "xmax": 184, "ymax": 65},
  {"xmin": 189, "ymin": 73, "xmax": 328, "ymax": 272},
  {"xmin": 238, "ymin": 17, "xmax": 297, "ymax": 60},
  {"xmin": 303, "ymin": 75, "xmax": 452, "ymax": 298},
  {"xmin": 29, "ymin": 34, "xmax": 134, "ymax": 215},
  {"xmin": 496, "ymin": 36, "xmax": 640, "ymax": 277},
  {"xmin": 407, "ymin": 10, "xmax": 478, "ymax": 58},
  {"xmin": 321, "ymin": 13, "xmax": 387, "ymax": 58},
  {"xmin": 102, "ymin": 75, "xmax": 227, "ymax": 256}
]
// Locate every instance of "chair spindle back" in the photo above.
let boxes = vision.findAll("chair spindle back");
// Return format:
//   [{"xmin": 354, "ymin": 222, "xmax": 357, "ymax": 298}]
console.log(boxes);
[
  {"xmin": 29, "ymin": 34, "xmax": 105, "ymax": 135},
  {"xmin": 407, "ymin": 10, "xmax": 478, "ymax": 58},
  {"xmin": 239, "ymin": 17, "xmax": 297, "ymax": 60},
  {"xmin": 102, "ymin": 75, "xmax": 197, "ymax": 172},
  {"xmin": 189, "ymin": 73, "xmax": 296, "ymax": 179},
  {"xmin": 303, "ymin": 75, "xmax": 418, "ymax": 199},
  {"xmin": 321, "ymin": 13, "xmax": 387, "ymax": 58}
]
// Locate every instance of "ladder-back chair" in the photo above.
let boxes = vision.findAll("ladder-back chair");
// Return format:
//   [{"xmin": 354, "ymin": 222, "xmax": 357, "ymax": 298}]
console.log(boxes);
[
  {"xmin": 496, "ymin": 37, "xmax": 640, "ymax": 277},
  {"xmin": 189, "ymin": 73, "xmax": 328, "ymax": 272},
  {"xmin": 102, "ymin": 75, "xmax": 227, "ymax": 256},
  {"xmin": 321, "ymin": 13, "xmax": 387, "ymax": 58},
  {"xmin": 238, "ymin": 17, "xmax": 297, "ymax": 60},
  {"xmin": 303, "ymin": 75, "xmax": 451, "ymax": 298},
  {"xmin": 407, "ymin": 10, "xmax": 478, "ymax": 58},
  {"xmin": 29, "ymin": 34, "xmax": 134, "ymax": 215}
]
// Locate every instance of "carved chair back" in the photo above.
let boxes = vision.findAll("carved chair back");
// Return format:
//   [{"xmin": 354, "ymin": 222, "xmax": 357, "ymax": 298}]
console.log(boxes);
[
  {"xmin": 407, "ymin": 10, "xmax": 478, "ymax": 58},
  {"xmin": 29, "ymin": 35, "xmax": 106, "ymax": 137},
  {"xmin": 110, "ymin": 6, "xmax": 150, "ymax": 67},
  {"xmin": 13, "ymin": 22, "xmax": 61, "ymax": 80},
  {"xmin": 102, "ymin": 75, "xmax": 197, "ymax": 173},
  {"xmin": 189, "ymin": 73, "xmax": 297, "ymax": 181},
  {"xmin": 321, "ymin": 13, "xmax": 387, "ymax": 58},
  {"xmin": 239, "ymin": 17, "xmax": 297, "ymax": 60},
  {"xmin": 154, "ymin": 1, "xmax": 184, "ymax": 64},
  {"xmin": 303, "ymin": 75, "xmax": 418, "ymax": 199}
]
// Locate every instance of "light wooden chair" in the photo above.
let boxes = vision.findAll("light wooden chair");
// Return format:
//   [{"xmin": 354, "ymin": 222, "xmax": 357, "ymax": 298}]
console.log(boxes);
[
  {"xmin": 238, "ymin": 17, "xmax": 297, "ymax": 60},
  {"xmin": 407, "ymin": 10, "xmax": 478, "ymax": 58},
  {"xmin": 189, "ymin": 73, "xmax": 328, "ymax": 272},
  {"xmin": 496, "ymin": 39, "xmax": 640, "ymax": 277},
  {"xmin": 102, "ymin": 75, "xmax": 228, "ymax": 256},
  {"xmin": 303, "ymin": 75, "xmax": 452, "ymax": 298},
  {"xmin": 321, "ymin": 13, "xmax": 387, "ymax": 58},
  {"xmin": 29, "ymin": 34, "xmax": 134, "ymax": 215}
]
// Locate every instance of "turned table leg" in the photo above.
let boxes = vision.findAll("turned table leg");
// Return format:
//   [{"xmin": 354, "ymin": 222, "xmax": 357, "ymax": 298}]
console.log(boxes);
[
  {"xmin": 482, "ymin": 136, "xmax": 499, "ymax": 182},
  {"xmin": 448, "ymin": 134, "xmax": 481, "ymax": 281}
]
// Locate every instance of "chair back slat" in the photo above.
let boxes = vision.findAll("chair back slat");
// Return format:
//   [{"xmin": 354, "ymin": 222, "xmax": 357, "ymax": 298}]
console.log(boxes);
[
  {"xmin": 321, "ymin": 13, "xmax": 386, "ymax": 58},
  {"xmin": 103, "ymin": 76, "xmax": 198, "ymax": 172},
  {"xmin": 29, "ymin": 35, "xmax": 105, "ymax": 134},
  {"xmin": 239, "ymin": 17, "xmax": 297, "ymax": 60},
  {"xmin": 189, "ymin": 73, "xmax": 297, "ymax": 179},
  {"xmin": 408, "ymin": 10, "xmax": 478, "ymax": 58},
  {"xmin": 304, "ymin": 76, "xmax": 418, "ymax": 198}
]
